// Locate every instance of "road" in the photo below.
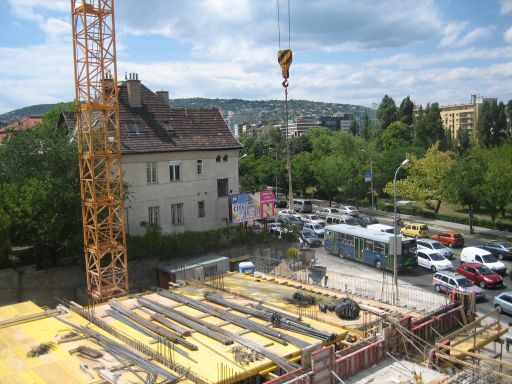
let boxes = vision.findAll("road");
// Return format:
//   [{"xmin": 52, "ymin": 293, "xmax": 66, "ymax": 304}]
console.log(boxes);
[{"xmin": 309, "ymin": 215, "xmax": 512, "ymax": 318}]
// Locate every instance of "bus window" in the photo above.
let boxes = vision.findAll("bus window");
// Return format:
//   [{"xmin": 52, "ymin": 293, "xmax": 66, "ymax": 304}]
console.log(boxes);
[
  {"xmin": 364, "ymin": 239, "xmax": 373, "ymax": 251},
  {"xmin": 346, "ymin": 235, "xmax": 354, "ymax": 246},
  {"xmin": 374, "ymin": 242, "xmax": 384, "ymax": 253}
]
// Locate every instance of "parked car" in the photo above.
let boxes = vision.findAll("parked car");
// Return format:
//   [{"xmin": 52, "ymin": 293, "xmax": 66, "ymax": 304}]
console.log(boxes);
[
  {"xmin": 338, "ymin": 204, "xmax": 359, "ymax": 217},
  {"xmin": 400, "ymin": 223, "xmax": 429, "ymax": 238},
  {"xmin": 325, "ymin": 214, "xmax": 358, "ymax": 226},
  {"xmin": 316, "ymin": 207, "xmax": 341, "ymax": 219},
  {"xmin": 460, "ymin": 246, "xmax": 507, "ymax": 276},
  {"xmin": 278, "ymin": 209, "xmax": 301, "ymax": 219},
  {"xmin": 269, "ymin": 222, "xmax": 288, "ymax": 236},
  {"xmin": 299, "ymin": 231, "xmax": 322, "ymax": 248},
  {"xmin": 367, "ymin": 224, "xmax": 395, "ymax": 234},
  {"xmin": 301, "ymin": 214, "xmax": 325, "ymax": 226},
  {"xmin": 474, "ymin": 241, "xmax": 512, "ymax": 260},
  {"xmin": 293, "ymin": 198, "xmax": 313, "ymax": 213},
  {"xmin": 357, "ymin": 215, "xmax": 379, "ymax": 227},
  {"xmin": 432, "ymin": 271, "xmax": 485, "ymax": 301},
  {"xmin": 431, "ymin": 231, "xmax": 464, "ymax": 248},
  {"xmin": 278, "ymin": 214, "xmax": 303, "ymax": 228},
  {"xmin": 416, "ymin": 238, "xmax": 454, "ymax": 260},
  {"xmin": 493, "ymin": 291, "xmax": 512, "ymax": 314},
  {"xmin": 417, "ymin": 249, "xmax": 453, "ymax": 273},
  {"xmin": 303, "ymin": 222, "xmax": 325, "ymax": 238},
  {"xmin": 274, "ymin": 198, "xmax": 288, "ymax": 208},
  {"xmin": 455, "ymin": 262, "xmax": 503, "ymax": 289}
]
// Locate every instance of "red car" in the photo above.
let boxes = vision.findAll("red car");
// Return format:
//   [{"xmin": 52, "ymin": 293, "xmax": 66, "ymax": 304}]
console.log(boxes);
[
  {"xmin": 431, "ymin": 231, "xmax": 464, "ymax": 248},
  {"xmin": 455, "ymin": 262, "xmax": 503, "ymax": 288}
]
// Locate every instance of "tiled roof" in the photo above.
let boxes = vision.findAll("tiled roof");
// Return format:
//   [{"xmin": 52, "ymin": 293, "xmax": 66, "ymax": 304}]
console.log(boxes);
[{"xmin": 61, "ymin": 82, "xmax": 242, "ymax": 154}]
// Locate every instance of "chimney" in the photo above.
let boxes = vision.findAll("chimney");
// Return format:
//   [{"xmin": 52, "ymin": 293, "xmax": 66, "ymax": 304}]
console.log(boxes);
[
  {"xmin": 126, "ymin": 73, "xmax": 141, "ymax": 107},
  {"xmin": 471, "ymin": 94, "xmax": 476, "ymax": 104},
  {"xmin": 156, "ymin": 90, "xmax": 170, "ymax": 106}
]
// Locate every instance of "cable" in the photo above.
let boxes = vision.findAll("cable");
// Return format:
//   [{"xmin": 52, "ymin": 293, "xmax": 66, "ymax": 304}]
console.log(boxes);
[
  {"xmin": 287, "ymin": 0, "xmax": 291, "ymax": 49},
  {"xmin": 276, "ymin": 0, "xmax": 281, "ymax": 50}
]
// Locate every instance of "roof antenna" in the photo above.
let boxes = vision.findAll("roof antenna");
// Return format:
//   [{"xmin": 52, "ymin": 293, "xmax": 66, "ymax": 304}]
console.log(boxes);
[{"xmin": 125, "ymin": 72, "xmax": 127, "ymax": 80}]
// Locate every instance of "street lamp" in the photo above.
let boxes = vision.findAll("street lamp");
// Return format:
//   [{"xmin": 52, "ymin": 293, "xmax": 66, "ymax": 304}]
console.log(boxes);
[
  {"xmin": 361, "ymin": 149, "xmax": 374, "ymax": 214},
  {"xmin": 393, "ymin": 158, "xmax": 410, "ymax": 286}
]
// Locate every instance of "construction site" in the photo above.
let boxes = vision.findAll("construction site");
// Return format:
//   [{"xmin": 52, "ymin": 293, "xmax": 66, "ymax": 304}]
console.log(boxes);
[{"xmin": 1, "ymin": 1, "xmax": 512, "ymax": 383}]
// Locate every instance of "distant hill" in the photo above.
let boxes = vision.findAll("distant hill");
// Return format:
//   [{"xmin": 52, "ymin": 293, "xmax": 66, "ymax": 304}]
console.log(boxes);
[
  {"xmin": 0, "ymin": 104, "xmax": 56, "ymax": 126},
  {"xmin": 0, "ymin": 98, "xmax": 376, "ymax": 127}
]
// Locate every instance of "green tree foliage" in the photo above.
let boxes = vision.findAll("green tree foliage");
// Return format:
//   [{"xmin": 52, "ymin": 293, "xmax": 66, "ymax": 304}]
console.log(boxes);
[
  {"xmin": 349, "ymin": 120, "xmax": 358, "ymax": 135},
  {"xmin": 377, "ymin": 95, "xmax": 398, "ymax": 131},
  {"xmin": 381, "ymin": 121, "xmax": 413, "ymax": 151},
  {"xmin": 360, "ymin": 112, "xmax": 371, "ymax": 141},
  {"xmin": 456, "ymin": 127, "xmax": 472, "ymax": 154},
  {"xmin": 0, "ymin": 104, "xmax": 82, "ymax": 268},
  {"xmin": 414, "ymin": 103, "xmax": 445, "ymax": 150},
  {"xmin": 477, "ymin": 100, "xmax": 509, "ymax": 147},
  {"xmin": 291, "ymin": 152, "xmax": 315, "ymax": 197},
  {"xmin": 312, "ymin": 155, "xmax": 341, "ymax": 205},
  {"xmin": 399, "ymin": 96, "xmax": 414, "ymax": 126},
  {"xmin": 383, "ymin": 143, "xmax": 453, "ymax": 214}
]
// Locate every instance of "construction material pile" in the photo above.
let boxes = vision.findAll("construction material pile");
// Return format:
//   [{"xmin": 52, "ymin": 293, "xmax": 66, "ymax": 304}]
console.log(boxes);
[
  {"xmin": 319, "ymin": 297, "xmax": 360, "ymax": 320},
  {"xmin": 27, "ymin": 342, "xmax": 56, "ymax": 358},
  {"xmin": 287, "ymin": 291, "xmax": 317, "ymax": 306}
]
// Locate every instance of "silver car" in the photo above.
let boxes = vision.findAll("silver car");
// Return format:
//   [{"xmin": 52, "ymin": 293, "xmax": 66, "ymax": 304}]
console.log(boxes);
[
  {"xmin": 493, "ymin": 291, "xmax": 512, "ymax": 315},
  {"xmin": 417, "ymin": 238, "xmax": 454, "ymax": 260},
  {"xmin": 339, "ymin": 205, "xmax": 359, "ymax": 217},
  {"xmin": 303, "ymin": 222, "xmax": 325, "ymax": 238}
]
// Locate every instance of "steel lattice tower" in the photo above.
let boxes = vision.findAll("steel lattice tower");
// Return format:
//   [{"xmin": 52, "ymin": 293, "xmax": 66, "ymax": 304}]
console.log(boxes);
[{"xmin": 71, "ymin": 0, "xmax": 128, "ymax": 301}]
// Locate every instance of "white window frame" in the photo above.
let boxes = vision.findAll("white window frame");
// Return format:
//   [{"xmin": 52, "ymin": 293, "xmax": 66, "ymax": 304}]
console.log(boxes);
[
  {"xmin": 169, "ymin": 161, "xmax": 181, "ymax": 182},
  {"xmin": 198, "ymin": 201, "xmax": 205, "ymax": 218},
  {"xmin": 146, "ymin": 161, "xmax": 158, "ymax": 184},
  {"xmin": 171, "ymin": 203, "xmax": 184, "ymax": 225},
  {"xmin": 196, "ymin": 159, "xmax": 203, "ymax": 175},
  {"xmin": 148, "ymin": 206, "xmax": 160, "ymax": 227}
]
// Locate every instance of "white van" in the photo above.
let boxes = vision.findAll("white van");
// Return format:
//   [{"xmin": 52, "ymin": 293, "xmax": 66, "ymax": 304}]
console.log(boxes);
[
  {"xmin": 325, "ymin": 214, "xmax": 358, "ymax": 226},
  {"xmin": 460, "ymin": 246, "xmax": 507, "ymax": 275},
  {"xmin": 293, "ymin": 198, "xmax": 313, "ymax": 213},
  {"xmin": 367, "ymin": 224, "xmax": 395, "ymax": 234}
]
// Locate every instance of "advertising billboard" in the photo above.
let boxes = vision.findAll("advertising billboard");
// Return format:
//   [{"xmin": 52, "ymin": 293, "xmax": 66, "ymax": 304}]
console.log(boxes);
[{"xmin": 229, "ymin": 190, "xmax": 275, "ymax": 224}]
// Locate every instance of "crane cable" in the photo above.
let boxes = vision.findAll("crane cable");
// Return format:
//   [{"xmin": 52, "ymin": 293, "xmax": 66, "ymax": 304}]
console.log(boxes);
[{"xmin": 276, "ymin": 0, "xmax": 293, "ymax": 209}]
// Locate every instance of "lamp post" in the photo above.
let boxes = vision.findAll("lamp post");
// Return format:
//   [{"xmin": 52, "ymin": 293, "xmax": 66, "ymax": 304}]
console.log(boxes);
[
  {"xmin": 361, "ymin": 149, "xmax": 374, "ymax": 214},
  {"xmin": 393, "ymin": 158, "xmax": 410, "ymax": 286}
]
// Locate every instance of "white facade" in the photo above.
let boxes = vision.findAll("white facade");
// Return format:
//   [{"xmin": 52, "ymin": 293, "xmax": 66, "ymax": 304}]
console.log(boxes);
[{"xmin": 123, "ymin": 149, "xmax": 241, "ymax": 236}]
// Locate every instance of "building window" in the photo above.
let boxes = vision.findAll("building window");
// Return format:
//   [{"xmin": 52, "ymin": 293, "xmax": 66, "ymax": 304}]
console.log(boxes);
[
  {"xmin": 169, "ymin": 161, "xmax": 181, "ymax": 181},
  {"xmin": 217, "ymin": 178, "xmax": 229, "ymax": 197},
  {"xmin": 126, "ymin": 121, "xmax": 145, "ymax": 134},
  {"xmin": 148, "ymin": 206, "xmax": 160, "ymax": 227},
  {"xmin": 198, "ymin": 201, "xmax": 205, "ymax": 217},
  {"xmin": 171, "ymin": 203, "xmax": 184, "ymax": 225},
  {"xmin": 146, "ymin": 161, "xmax": 158, "ymax": 184},
  {"xmin": 196, "ymin": 159, "xmax": 203, "ymax": 175}
]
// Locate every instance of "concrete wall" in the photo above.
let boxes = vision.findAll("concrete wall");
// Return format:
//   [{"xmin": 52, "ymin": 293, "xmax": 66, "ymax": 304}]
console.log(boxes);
[
  {"xmin": 123, "ymin": 149, "xmax": 240, "ymax": 236},
  {"xmin": 0, "ymin": 242, "xmax": 294, "ymax": 308}
]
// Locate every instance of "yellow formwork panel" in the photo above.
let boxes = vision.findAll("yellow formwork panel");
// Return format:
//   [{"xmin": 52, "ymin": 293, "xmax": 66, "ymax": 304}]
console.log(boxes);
[{"xmin": 0, "ymin": 301, "xmax": 44, "ymax": 320}]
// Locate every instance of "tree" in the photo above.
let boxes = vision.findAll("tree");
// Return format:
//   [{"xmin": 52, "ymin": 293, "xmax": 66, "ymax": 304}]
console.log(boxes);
[
  {"xmin": 477, "ymin": 100, "xmax": 508, "ymax": 147},
  {"xmin": 456, "ymin": 127, "xmax": 472, "ymax": 154},
  {"xmin": 399, "ymin": 96, "xmax": 414, "ymax": 126},
  {"xmin": 360, "ymin": 112, "xmax": 371, "ymax": 141},
  {"xmin": 482, "ymin": 144, "xmax": 512, "ymax": 220},
  {"xmin": 414, "ymin": 103, "xmax": 445, "ymax": 150},
  {"xmin": 312, "ymin": 155, "xmax": 342, "ymax": 206},
  {"xmin": 383, "ymin": 143, "xmax": 453, "ymax": 214},
  {"xmin": 377, "ymin": 95, "xmax": 398, "ymax": 131},
  {"xmin": 291, "ymin": 152, "xmax": 315, "ymax": 197},
  {"xmin": 381, "ymin": 121, "xmax": 413, "ymax": 151},
  {"xmin": 349, "ymin": 120, "xmax": 358, "ymax": 135}
]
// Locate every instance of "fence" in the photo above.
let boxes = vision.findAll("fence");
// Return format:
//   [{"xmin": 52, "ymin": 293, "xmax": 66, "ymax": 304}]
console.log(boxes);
[{"xmin": 253, "ymin": 251, "xmax": 449, "ymax": 313}]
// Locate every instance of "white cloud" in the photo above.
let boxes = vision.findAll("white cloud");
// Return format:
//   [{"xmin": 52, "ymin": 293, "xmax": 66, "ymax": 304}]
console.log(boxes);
[
  {"xmin": 500, "ymin": 0, "xmax": 512, "ymax": 14},
  {"xmin": 439, "ymin": 22, "xmax": 494, "ymax": 48},
  {"xmin": 505, "ymin": 26, "xmax": 512, "ymax": 44}
]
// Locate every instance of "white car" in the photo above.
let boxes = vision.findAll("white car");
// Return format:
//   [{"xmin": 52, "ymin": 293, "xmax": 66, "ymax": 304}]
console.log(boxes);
[
  {"xmin": 460, "ymin": 246, "xmax": 507, "ymax": 275},
  {"xmin": 301, "ymin": 214, "xmax": 325, "ymax": 226},
  {"xmin": 367, "ymin": 224, "xmax": 395, "ymax": 234},
  {"xmin": 278, "ymin": 209, "xmax": 301, "ymax": 219},
  {"xmin": 339, "ymin": 205, "xmax": 359, "ymax": 217},
  {"xmin": 417, "ymin": 249, "xmax": 454, "ymax": 273},
  {"xmin": 303, "ymin": 222, "xmax": 325, "ymax": 238},
  {"xmin": 268, "ymin": 222, "xmax": 288, "ymax": 236},
  {"xmin": 315, "ymin": 207, "xmax": 341, "ymax": 219},
  {"xmin": 416, "ymin": 239, "xmax": 453, "ymax": 260}
]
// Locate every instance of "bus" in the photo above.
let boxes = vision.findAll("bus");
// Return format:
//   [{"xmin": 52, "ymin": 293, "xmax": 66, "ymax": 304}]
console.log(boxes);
[{"xmin": 324, "ymin": 224, "xmax": 417, "ymax": 272}]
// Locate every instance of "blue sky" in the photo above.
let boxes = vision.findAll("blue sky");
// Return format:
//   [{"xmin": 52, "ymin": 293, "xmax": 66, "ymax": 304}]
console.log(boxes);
[{"xmin": 0, "ymin": 0, "xmax": 511, "ymax": 114}]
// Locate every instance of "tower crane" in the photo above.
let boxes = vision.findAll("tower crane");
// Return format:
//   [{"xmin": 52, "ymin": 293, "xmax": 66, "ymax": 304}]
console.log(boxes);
[{"xmin": 70, "ymin": 0, "xmax": 128, "ymax": 301}]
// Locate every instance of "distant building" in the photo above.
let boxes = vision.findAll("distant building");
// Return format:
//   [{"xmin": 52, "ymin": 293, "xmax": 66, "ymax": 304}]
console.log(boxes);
[
  {"xmin": 0, "ymin": 115, "xmax": 43, "ymax": 144},
  {"xmin": 274, "ymin": 114, "xmax": 356, "ymax": 137},
  {"xmin": 431, "ymin": 95, "xmax": 497, "ymax": 140},
  {"xmin": 62, "ymin": 75, "xmax": 242, "ymax": 237}
]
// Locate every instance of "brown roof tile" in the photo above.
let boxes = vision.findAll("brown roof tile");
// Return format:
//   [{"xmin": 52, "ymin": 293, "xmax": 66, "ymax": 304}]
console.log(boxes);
[{"xmin": 61, "ymin": 82, "xmax": 242, "ymax": 154}]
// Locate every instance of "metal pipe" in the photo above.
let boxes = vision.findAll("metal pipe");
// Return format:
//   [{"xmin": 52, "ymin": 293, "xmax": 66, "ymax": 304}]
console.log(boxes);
[{"xmin": 393, "ymin": 158, "xmax": 409, "ymax": 288}]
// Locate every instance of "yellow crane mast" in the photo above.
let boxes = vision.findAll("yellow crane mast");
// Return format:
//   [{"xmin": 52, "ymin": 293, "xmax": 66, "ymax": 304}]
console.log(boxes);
[{"xmin": 70, "ymin": 0, "xmax": 128, "ymax": 301}]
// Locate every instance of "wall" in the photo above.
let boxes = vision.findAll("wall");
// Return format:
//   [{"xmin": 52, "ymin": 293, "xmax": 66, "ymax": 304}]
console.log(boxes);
[{"xmin": 123, "ymin": 148, "xmax": 240, "ymax": 236}]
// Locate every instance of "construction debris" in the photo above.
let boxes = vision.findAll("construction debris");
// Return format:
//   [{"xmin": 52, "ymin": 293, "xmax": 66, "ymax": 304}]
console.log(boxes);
[
  {"xmin": 335, "ymin": 297, "xmax": 360, "ymax": 320},
  {"xmin": 287, "ymin": 291, "xmax": 317, "ymax": 306},
  {"xmin": 26, "ymin": 342, "xmax": 56, "ymax": 358},
  {"xmin": 230, "ymin": 346, "xmax": 263, "ymax": 366}
]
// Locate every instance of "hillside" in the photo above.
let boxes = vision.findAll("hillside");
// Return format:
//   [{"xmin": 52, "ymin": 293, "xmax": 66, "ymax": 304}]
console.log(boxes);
[{"xmin": 0, "ymin": 98, "xmax": 376, "ymax": 127}]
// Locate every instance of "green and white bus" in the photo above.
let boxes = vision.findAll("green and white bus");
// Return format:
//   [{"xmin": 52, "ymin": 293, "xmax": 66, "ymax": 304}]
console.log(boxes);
[{"xmin": 324, "ymin": 224, "xmax": 417, "ymax": 272}]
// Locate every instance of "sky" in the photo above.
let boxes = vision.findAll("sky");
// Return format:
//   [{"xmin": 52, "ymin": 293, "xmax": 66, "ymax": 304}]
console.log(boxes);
[{"xmin": 0, "ymin": 0, "xmax": 511, "ymax": 114}]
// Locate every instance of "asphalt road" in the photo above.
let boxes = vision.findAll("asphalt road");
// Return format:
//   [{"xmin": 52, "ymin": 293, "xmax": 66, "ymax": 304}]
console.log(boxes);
[{"xmin": 311, "ymin": 216, "xmax": 512, "ymax": 318}]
